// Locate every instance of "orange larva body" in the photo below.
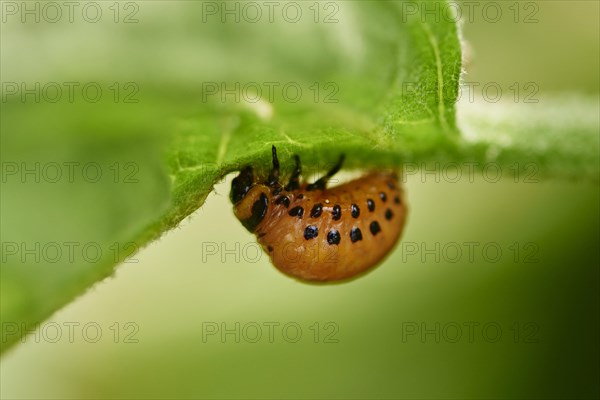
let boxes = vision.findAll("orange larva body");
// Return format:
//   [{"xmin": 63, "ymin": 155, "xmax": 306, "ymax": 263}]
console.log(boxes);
[{"xmin": 230, "ymin": 147, "xmax": 408, "ymax": 282}]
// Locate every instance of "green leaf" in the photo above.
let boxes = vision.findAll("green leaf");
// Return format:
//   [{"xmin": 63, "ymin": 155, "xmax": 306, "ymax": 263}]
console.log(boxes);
[
  {"xmin": 1, "ymin": 0, "xmax": 597, "ymax": 355},
  {"xmin": 457, "ymin": 95, "xmax": 600, "ymax": 180},
  {"xmin": 1, "ymin": 100, "xmax": 172, "ymax": 353}
]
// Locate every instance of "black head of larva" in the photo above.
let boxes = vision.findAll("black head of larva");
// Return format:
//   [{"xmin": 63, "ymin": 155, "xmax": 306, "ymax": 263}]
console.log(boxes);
[
  {"xmin": 230, "ymin": 166, "xmax": 254, "ymax": 204},
  {"xmin": 230, "ymin": 165, "xmax": 272, "ymax": 232}
]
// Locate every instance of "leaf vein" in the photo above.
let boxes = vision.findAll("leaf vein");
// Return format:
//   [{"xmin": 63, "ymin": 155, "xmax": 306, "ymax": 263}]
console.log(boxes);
[{"xmin": 422, "ymin": 22, "xmax": 450, "ymax": 135}]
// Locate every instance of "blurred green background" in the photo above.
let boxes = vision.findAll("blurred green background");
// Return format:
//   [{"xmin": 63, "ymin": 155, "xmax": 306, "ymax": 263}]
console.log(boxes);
[{"xmin": 1, "ymin": 1, "xmax": 598, "ymax": 399}]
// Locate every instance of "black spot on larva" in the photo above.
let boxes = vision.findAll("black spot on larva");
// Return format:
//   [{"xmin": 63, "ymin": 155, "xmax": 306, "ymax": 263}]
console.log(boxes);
[
  {"xmin": 298, "ymin": 193, "xmax": 304, "ymax": 199},
  {"xmin": 241, "ymin": 193, "xmax": 269, "ymax": 232},
  {"xmin": 350, "ymin": 227, "xmax": 363, "ymax": 243},
  {"xmin": 289, "ymin": 206, "xmax": 304, "ymax": 218},
  {"xmin": 387, "ymin": 181, "xmax": 396, "ymax": 190},
  {"xmin": 367, "ymin": 199, "xmax": 375, "ymax": 212},
  {"xmin": 275, "ymin": 195, "xmax": 290, "ymax": 208},
  {"xmin": 332, "ymin": 205, "xmax": 342, "ymax": 220},
  {"xmin": 327, "ymin": 230, "xmax": 341, "ymax": 245},
  {"xmin": 267, "ymin": 245, "xmax": 274, "ymax": 252},
  {"xmin": 385, "ymin": 209, "xmax": 394, "ymax": 220},
  {"xmin": 379, "ymin": 192, "xmax": 387, "ymax": 202},
  {"xmin": 351, "ymin": 204, "xmax": 360, "ymax": 218},
  {"xmin": 304, "ymin": 225, "xmax": 318, "ymax": 240},
  {"xmin": 310, "ymin": 203, "xmax": 323, "ymax": 218},
  {"xmin": 370, "ymin": 221, "xmax": 381, "ymax": 236},
  {"xmin": 394, "ymin": 195, "xmax": 401, "ymax": 204}
]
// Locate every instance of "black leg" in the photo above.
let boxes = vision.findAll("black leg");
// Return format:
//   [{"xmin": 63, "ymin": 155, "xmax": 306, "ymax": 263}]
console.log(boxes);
[
  {"xmin": 267, "ymin": 145, "xmax": 280, "ymax": 186},
  {"xmin": 306, "ymin": 154, "xmax": 345, "ymax": 191},
  {"xmin": 326, "ymin": 154, "xmax": 345, "ymax": 178},
  {"xmin": 285, "ymin": 155, "xmax": 301, "ymax": 191}
]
